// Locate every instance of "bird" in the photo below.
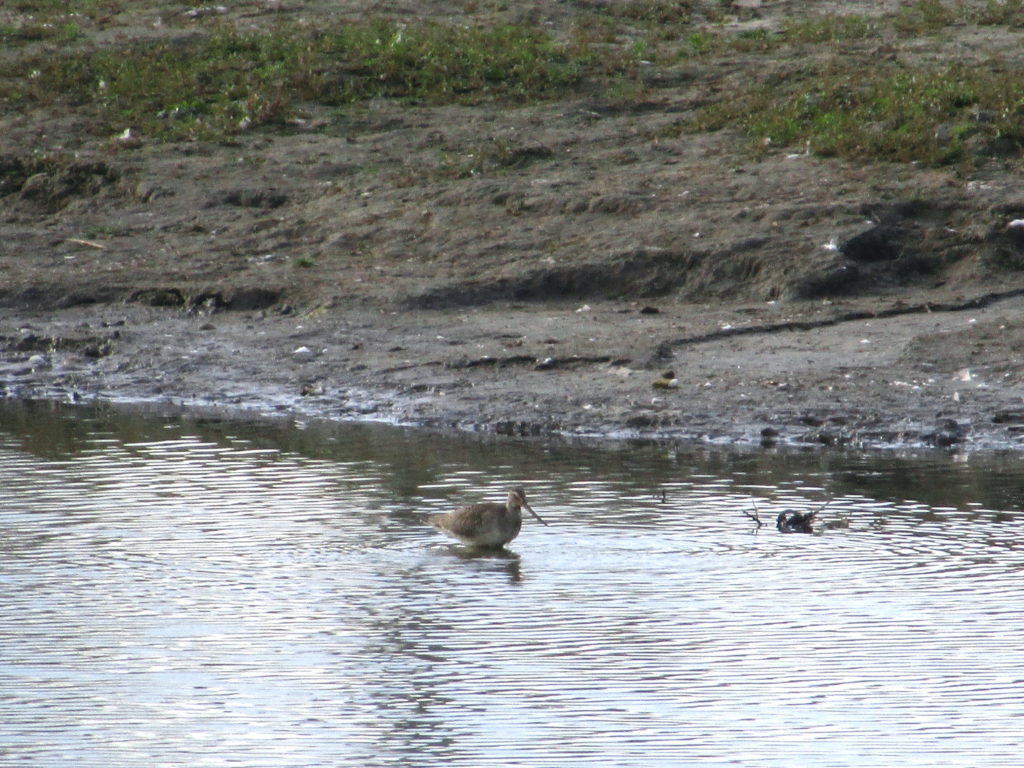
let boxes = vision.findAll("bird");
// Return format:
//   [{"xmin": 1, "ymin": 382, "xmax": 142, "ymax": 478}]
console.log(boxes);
[
  {"xmin": 429, "ymin": 487, "xmax": 547, "ymax": 548},
  {"xmin": 776, "ymin": 510, "xmax": 817, "ymax": 534}
]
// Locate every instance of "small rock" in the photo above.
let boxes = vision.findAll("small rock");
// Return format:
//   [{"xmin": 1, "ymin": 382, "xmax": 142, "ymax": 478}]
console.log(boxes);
[
  {"xmin": 1005, "ymin": 219, "xmax": 1024, "ymax": 246},
  {"xmin": 292, "ymin": 345, "xmax": 316, "ymax": 363}
]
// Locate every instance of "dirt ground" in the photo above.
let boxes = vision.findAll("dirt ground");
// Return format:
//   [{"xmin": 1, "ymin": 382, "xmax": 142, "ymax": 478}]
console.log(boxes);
[{"xmin": 4, "ymin": 0, "xmax": 1024, "ymax": 451}]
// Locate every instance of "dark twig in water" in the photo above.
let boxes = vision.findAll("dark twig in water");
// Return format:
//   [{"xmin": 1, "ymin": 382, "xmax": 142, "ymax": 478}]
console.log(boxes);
[{"xmin": 743, "ymin": 501, "xmax": 764, "ymax": 528}]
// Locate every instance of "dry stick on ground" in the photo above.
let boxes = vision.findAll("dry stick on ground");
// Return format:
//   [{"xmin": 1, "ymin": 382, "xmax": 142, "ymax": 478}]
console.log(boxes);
[{"xmin": 66, "ymin": 238, "xmax": 106, "ymax": 249}]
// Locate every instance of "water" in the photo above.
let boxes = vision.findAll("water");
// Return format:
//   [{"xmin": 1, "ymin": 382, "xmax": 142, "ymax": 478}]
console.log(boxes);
[{"xmin": 1, "ymin": 400, "xmax": 1023, "ymax": 767}]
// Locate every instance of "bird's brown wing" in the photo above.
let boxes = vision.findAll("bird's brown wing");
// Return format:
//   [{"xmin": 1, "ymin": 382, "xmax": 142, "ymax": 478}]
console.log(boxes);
[{"xmin": 432, "ymin": 503, "xmax": 495, "ymax": 537}]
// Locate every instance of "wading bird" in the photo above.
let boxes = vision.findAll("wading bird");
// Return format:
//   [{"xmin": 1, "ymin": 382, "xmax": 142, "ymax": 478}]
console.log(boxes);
[{"xmin": 430, "ymin": 487, "xmax": 547, "ymax": 548}]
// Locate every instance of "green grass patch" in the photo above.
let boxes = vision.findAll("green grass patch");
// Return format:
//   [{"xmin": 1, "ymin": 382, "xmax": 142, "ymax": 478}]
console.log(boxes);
[
  {"xmin": 778, "ymin": 14, "xmax": 878, "ymax": 44},
  {"xmin": 0, "ymin": 20, "xmax": 79, "ymax": 44},
  {"xmin": 616, "ymin": 0, "xmax": 696, "ymax": 24},
  {"xmin": 971, "ymin": 0, "xmax": 1024, "ymax": 27},
  {"xmin": 893, "ymin": 0, "xmax": 957, "ymax": 36},
  {"xmin": 667, "ymin": 3, "xmax": 1024, "ymax": 61},
  {"xmin": 0, "ymin": 0, "xmax": 129, "ymax": 42},
  {"xmin": 692, "ymin": 60, "xmax": 1024, "ymax": 166},
  {"xmin": 9, "ymin": 0, "xmax": 119, "ymax": 10},
  {"xmin": 5, "ymin": 0, "xmax": 123, "ymax": 19},
  {"xmin": 1, "ymin": 18, "xmax": 632, "ymax": 141},
  {"xmin": 670, "ymin": 13, "xmax": 882, "ymax": 60}
]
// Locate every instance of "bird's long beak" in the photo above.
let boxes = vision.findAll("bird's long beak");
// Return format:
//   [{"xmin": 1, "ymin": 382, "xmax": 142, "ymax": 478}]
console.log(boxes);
[{"xmin": 524, "ymin": 502, "xmax": 548, "ymax": 526}]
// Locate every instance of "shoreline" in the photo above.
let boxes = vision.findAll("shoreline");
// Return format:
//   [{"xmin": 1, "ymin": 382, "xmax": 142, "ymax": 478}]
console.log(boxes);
[{"xmin": 5, "ymin": 289, "xmax": 1024, "ymax": 454}]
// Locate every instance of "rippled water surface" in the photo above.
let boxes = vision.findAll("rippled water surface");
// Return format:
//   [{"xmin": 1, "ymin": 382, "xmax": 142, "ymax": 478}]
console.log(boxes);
[{"xmin": 2, "ymin": 401, "xmax": 1024, "ymax": 767}]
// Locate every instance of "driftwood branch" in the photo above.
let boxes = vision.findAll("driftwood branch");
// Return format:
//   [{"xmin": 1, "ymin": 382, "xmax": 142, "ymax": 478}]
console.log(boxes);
[{"xmin": 743, "ymin": 501, "xmax": 764, "ymax": 528}]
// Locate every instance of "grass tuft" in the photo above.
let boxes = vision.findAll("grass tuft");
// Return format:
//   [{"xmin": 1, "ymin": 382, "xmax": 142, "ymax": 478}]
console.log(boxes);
[
  {"xmin": 692, "ymin": 59, "xmax": 1024, "ymax": 167},
  {"xmin": 1, "ymin": 19, "xmax": 632, "ymax": 141},
  {"xmin": 4, "ymin": 1, "xmax": 1024, "ymax": 166},
  {"xmin": 972, "ymin": 0, "xmax": 1024, "ymax": 26}
]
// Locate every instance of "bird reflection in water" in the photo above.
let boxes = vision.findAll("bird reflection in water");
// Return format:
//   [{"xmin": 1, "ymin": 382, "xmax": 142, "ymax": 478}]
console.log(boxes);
[{"xmin": 439, "ymin": 544, "xmax": 523, "ymax": 584}]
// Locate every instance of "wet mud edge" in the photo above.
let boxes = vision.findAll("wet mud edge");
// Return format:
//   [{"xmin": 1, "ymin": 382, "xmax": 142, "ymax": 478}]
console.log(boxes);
[{"xmin": 5, "ymin": 288, "xmax": 1024, "ymax": 454}]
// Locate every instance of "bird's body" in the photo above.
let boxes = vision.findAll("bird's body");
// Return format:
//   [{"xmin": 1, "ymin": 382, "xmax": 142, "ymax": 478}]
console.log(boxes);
[
  {"xmin": 430, "ymin": 487, "xmax": 547, "ymax": 548},
  {"xmin": 776, "ymin": 510, "xmax": 817, "ymax": 534}
]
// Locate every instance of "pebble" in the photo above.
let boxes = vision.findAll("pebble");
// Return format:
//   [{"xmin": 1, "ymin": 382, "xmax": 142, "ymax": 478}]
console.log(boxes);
[{"xmin": 292, "ymin": 346, "xmax": 317, "ymax": 363}]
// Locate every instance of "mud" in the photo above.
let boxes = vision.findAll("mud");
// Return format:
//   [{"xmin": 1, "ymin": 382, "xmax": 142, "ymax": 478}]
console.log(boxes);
[
  {"xmin": 6, "ymin": 287, "xmax": 1024, "ymax": 452},
  {"xmin": 4, "ymin": 1, "xmax": 1024, "ymax": 451}
]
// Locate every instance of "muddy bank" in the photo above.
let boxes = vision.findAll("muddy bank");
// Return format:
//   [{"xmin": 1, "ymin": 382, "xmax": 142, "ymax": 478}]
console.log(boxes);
[
  {"xmin": 4, "ymin": 1, "xmax": 1024, "ymax": 450},
  {"xmin": 5, "ymin": 285, "xmax": 1024, "ymax": 452}
]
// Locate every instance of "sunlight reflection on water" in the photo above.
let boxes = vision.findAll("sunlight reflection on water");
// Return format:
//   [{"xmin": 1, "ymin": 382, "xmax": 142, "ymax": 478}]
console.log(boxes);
[{"xmin": 1, "ymin": 401, "xmax": 1023, "ymax": 767}]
